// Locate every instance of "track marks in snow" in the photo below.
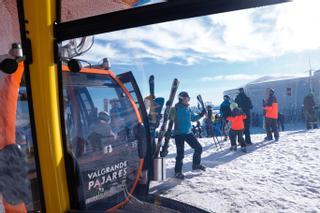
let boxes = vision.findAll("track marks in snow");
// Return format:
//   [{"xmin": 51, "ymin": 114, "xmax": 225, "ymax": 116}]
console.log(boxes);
[{"xmin": 150, "ymin": 128, "xmax": 320, "ymax": 212}]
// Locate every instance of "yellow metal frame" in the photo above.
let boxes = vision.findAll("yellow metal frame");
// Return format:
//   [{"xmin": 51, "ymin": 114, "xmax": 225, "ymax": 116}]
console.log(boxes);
[{"xmin": 23, "ymin": 0, "xmax": 69, "ymax": 212}]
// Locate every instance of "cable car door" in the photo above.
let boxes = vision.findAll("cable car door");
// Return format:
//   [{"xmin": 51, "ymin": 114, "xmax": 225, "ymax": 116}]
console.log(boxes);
[
  {"xmin": 117, "ymin": 72, "xmax": 152, "ymax": 191},
  {"xmin": 116, "ymin": 71, "xmax": 150, "ymax": 155},
  {"xmin": 61, "ymin": 68, "xmax": 145, "ymax": 211}
]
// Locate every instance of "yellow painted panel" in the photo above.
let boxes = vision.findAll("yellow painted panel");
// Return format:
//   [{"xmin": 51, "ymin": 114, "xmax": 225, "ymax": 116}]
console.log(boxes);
[{"xmin": 23, "ymin": 0, "xmax": 70, "ymax": 212}]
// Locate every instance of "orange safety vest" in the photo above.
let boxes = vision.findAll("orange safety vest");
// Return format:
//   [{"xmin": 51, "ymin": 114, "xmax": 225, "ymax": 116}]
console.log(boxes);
[
  {"xmin": 0, "ymin": 63, "xmax": 27, "ymax": 213},
  {"xmin": 227, "ymin": 114, "xmax": 246, "ymax": 130},
  {"xmin": 264, "ymin": 102, "xmax": 278, "ymax": 119}
]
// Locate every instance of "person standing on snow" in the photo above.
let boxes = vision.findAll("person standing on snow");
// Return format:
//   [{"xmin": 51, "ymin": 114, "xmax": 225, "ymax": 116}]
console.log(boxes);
[
  {"xmin": 235, "ymin": 88, "xmax": 253, "ymax": 145},
  {"xmin": 220, "ymin": 95, "xmax": 232, "ymax": 141},
  {"xmin": 303, "ymin": 92, "xmax": 318, "ymax": 129},
  {"xmin": 277, "ymin": 112, "xmax": 285, "ymax": 131},
  {"xmin": 227, "ymin": 103, "xmax": 247, "ymax": 152},
  {"xmin": 263, "ymin": 88, "xmax": 279, "ymax": 141},
  {"xmin": 170, "ymin": 91, "xmax": 206, "ymax": 179},
  {"xmin": 204, "ymin": 105, "xmax": 214, "ymax": 137}
]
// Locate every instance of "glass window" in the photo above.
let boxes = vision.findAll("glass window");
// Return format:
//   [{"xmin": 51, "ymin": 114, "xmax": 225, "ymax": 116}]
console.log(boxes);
[
  {"xmin": 60, "ymin": 1, "xmax": 320, "ymax": 211},
  {"xmin": 60, "ymin": 0, "xmax": 166, "ymax": 22},
  {"xmin": 62, "ymin": 71, "xmax": 142, "ymax": 210}
]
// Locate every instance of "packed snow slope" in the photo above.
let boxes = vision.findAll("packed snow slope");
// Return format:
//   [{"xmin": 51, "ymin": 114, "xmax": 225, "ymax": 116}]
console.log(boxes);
[{"xmin": 150, "ymin": 128, "xmax": 320, "ymax": 213}]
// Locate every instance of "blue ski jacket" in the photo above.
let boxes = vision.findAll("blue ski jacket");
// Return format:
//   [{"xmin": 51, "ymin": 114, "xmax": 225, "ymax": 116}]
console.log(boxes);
[
  {"xmin": 170, "ymin": 102, "xmax": 202, "ymax": 135},
  {"xmin": 220, "ymin": 100, "xmax": 231, "ymax": 118}
]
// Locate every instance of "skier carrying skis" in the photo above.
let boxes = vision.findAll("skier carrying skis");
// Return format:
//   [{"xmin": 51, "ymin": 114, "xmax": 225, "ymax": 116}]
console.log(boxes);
[
  {"xmin": 170, "ymin": 91, "xmax": 206, "ymax": 179},
  {"xmin": 263, "ymin": 88, "xmax": 279, "ymax": 141},
  {"xmin": 227, "ymin": 102, "xmax": 247, "ymax": 152},
  {"xmin": 235, "ymin": 88, "xmax": 253, "ymax": 145}
]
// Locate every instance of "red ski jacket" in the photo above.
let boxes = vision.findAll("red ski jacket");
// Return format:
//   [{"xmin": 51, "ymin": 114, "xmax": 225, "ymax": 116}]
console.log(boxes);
[{"xmin": 227, "ymin": 114, "xmax": 246, "ymax": 130}]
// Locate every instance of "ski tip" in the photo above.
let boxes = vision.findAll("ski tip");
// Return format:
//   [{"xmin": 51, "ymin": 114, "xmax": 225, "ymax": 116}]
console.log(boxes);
[{"xmin": 149, "ymin": 75, "xmax": 154, "ymax": 80}]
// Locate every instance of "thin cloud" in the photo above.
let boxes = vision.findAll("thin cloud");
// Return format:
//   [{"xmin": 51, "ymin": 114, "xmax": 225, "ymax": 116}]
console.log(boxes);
[
  {"xmin": 201, "ymin": 72, "xmax": 307, "ymax": 82},
  {"xmin": 83, "ymin": 0, "xmax": 320, "ymax": 65},
  {"xmin": 201, "ymin": 74, "xmax": 261, "ymax": 82}
]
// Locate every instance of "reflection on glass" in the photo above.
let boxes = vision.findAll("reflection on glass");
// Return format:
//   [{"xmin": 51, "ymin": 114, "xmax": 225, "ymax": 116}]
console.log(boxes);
[
  {"xmin": 0, "ymin": 83, "xmax": 41, "ymax": 211},
  {"xmin": 62, "ymin": 71, "xmax": 141, "ymax": 210},
  {"xmin": 61, "ymin": 0, "xmax": 166, "ymax": 22}
]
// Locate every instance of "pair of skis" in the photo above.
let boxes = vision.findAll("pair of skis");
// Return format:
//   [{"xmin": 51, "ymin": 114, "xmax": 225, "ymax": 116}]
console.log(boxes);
[
  {"xmin": 145, "ymin": 75, "xmax": 179, "ymax": 158},
  {"xmin": 197, "ymin": 95, "xmax": 222, "ymax": 150},
  {"xmin": 154, "ymin": 78, "xmax": 179, "ymax": 158},
  {"xmin": 145, "ymin": 75, "xmax": 164, "ymax": 140}
]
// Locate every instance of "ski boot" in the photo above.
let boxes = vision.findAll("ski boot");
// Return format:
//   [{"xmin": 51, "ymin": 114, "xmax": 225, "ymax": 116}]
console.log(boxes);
[
  {"xmin": 264, "ymin": 136, "xmax": 273, "ymax": 141},
  {"xmin": 192, "ymin": 164, "xmax": 206, "ymax": 171},
  {"xmin": 174, "ymin": 172, "xmax": 185, "ymax": 180},
  {"xmin": 229, "ymin": 146, "xmax": 237, "ymax": 151},
  {"xmin": 241, "ymin": 147, "xmax": 247, "ymax": 153},
  {"xmin": 245, "ymin": 141, "xmax": 253, "ymax": 145}
]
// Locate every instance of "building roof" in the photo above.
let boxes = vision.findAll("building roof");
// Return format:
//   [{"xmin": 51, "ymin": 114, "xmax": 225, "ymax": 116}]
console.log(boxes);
[{"xmin": 247, "ymin": 74, "xmax": 309, "ymax": 85}]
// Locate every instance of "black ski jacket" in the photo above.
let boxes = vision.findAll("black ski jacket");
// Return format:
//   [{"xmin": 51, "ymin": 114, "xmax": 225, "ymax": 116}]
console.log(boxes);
[{"xmin": 235, "ymin": 93, "xmax": 253, "ymax": 114}]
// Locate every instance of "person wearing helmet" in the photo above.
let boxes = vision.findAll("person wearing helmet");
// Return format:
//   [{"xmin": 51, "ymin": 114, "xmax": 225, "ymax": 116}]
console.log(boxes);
[
  {"xmin": 213, "ymin": 113, "xmax": 222, "ymax": 137},
  {"xmin": 87, "ymin": 111, "xmax": 116, "ymax": 152},
  {"xmin": 235, "ymin": 88, "xmax": 253, "ymax": 145},
  {"xmin": 227, "ymin": 102, "xmax": 247, "ymax": 152},
  {"xmin": 263, "ymin": 88, "xmax": 279, "ymax": 141},
  {"xmin": 169, "ymin": 91, "xmax": 206, "ymax": 179},
  {"xmin": 220, "ymin": 95, "xmax": 232, "ymax": 140},
  {"xmin": 204, "ymin": 105, "xmax": 214, "ymax": 137}
]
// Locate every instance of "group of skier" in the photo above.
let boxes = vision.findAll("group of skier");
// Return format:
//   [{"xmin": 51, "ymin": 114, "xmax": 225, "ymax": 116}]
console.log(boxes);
[
  {"xmin": 217, "ymin": 88, "xmax": 254, "ymax": 153},
  {"xmin": 148, "ymin": 74, "xmax": 319, "ymax": 180},
  {"xmin": 165, "ymin": 87, "xmax": 283, "ymax": 179}
]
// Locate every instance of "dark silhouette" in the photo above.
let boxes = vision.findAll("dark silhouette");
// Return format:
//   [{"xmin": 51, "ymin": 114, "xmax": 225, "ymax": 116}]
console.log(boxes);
[
  {"xmin": 277, "ymin": 112, "xmax": 285, "ymax": 131},
  {"xmin": 303, "ymin": 92, "xmax": 318, "ymax": 129},
  {"xmin": 235, "ymin": 88, "xmax": 253, "ymax": 144},
  {"xmin": 220, "ymin": 95, "xmax": 231, "ymax": 140}
]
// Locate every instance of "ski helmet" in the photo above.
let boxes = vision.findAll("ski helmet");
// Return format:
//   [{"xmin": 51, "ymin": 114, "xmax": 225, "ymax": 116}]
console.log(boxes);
[
  {"xmin": 269, "ymin": 88, "xmax": 275, "ymax": 95},
  {"xmin": 98, "ymin": 111, "xmax": 110, "ymax": 121},
  {"xmin": 230, "ymin": 102, "xmax": 238, "ymax": 111},
  {"xmin": 178, "ymin": 91, "xmax": 190, "ymax": 100},
  {"xmin": 206, "ymin": 105, "xmax": 213, "ymax": 110}
]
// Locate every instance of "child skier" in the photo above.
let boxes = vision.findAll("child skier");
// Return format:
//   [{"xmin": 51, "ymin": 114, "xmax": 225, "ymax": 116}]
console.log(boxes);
[
  {"xmin": 227, "ymin": 103, "xmax": 247, "ymax": 152},
  {"xmin": 213, "ymin": 114, "xmax": 222, "ymax": 137},
  {"xmin": 170, "ymin": 91, "xmax": 206, "ymax": 179},
  {"xmin": 204, "ymin": 105, "xmax": 214, "ymax": 137}
]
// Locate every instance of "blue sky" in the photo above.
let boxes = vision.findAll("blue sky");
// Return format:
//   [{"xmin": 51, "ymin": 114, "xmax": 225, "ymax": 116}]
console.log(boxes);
[{"xmin": 81, "ymin": 0, "xmax": 320, "ymax": 106}]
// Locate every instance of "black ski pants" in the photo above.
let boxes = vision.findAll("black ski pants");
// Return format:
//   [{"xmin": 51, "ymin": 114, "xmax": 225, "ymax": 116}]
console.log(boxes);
[
  {"xmin": 174, "ymin": 133, "xmax": 202, "ymax": 173},
  {"xmin": 265, "ymin": 117, "xmax": 279, "ymax": 140},
  {"xmin": 243, "ymin": 113, "xmax": 251, "ymax": 143},
  {"xmin": 229, "ymin": 129, "xmax": 246, "ymax": 148}
]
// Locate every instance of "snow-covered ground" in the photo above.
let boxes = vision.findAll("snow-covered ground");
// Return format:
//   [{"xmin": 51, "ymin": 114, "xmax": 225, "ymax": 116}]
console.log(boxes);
[{"xmin": 150, "ymin": 127, "xmax": 320, "ymax": 212}]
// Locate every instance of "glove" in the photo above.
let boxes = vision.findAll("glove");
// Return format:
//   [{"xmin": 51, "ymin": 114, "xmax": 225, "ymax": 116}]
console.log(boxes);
[{"xmin": 199, "ymin": 109, "xmax": 206, "ymax": 117}]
